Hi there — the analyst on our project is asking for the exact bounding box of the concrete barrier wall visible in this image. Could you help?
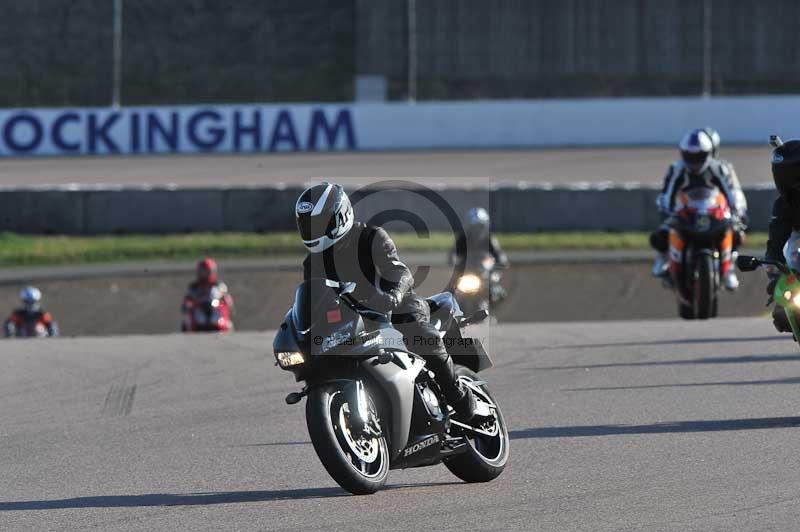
[2,97,800,156]
[0,185,778,235]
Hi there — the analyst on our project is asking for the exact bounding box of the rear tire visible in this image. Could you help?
[444,366,509,483]
[695,254,715,320]
[306,384,389,495]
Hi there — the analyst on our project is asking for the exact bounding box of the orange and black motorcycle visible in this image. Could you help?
[667,185,735,320]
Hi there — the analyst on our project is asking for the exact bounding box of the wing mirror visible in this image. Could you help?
[736,255,761,272]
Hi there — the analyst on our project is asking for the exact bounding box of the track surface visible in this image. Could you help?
[0,146,770,187]
[3,318,800,531]
[0,258,771,336]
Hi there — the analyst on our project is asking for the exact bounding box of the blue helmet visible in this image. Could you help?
[19,286,42,311]
[465,207,490,237]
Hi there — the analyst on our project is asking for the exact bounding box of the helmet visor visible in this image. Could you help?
[682,151,709,172]
[297,213,334,243]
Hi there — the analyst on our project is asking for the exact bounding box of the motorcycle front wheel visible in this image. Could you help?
[306,383,389,495]
[695,253,716,320]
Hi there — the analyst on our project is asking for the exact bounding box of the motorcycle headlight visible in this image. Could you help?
[275,351,305,368]
[456,274,482,294]
[792,293,800,308]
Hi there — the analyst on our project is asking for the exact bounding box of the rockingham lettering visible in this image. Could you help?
[0,105,357,156]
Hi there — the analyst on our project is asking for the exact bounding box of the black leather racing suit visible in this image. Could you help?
[302,222,462,400]
[766,194,800,261]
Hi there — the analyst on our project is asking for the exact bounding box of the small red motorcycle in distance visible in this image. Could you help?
[667,185,735,320]
[181,285,234,333]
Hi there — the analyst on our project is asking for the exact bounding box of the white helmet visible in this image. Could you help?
[295,183,354,253]
[19,286,42,311]
[465,207,490,238]
[679,129,713,174]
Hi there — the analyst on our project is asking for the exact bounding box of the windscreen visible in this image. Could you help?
[783,231,800,272]
[684,188,717,212]
[291,279,340,332]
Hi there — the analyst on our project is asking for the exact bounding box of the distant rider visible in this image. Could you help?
[450,207,509,270]
[765,138,800,332]
[4,286,58,338]
[650,128,747,291]
[296,182,479,421]
[181,258,234,331]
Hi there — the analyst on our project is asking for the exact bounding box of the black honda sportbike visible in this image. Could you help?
[273,278,509,494]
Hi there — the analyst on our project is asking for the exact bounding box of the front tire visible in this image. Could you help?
[695,254,715,320]
[444,366,509,483]
[306,384,389,495]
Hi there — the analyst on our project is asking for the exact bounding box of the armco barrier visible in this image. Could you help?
[0,185,778,235]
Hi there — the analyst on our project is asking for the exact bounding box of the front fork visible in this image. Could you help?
[346,379,370,434]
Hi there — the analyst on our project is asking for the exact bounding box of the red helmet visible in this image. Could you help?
[197,258,218,284]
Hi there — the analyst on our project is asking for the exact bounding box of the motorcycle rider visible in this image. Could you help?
[650,128,747,291]
[4,286,58,337]
[450,207,509,302]
[296,182,479,420]
[450,207,509,270]
[181,258,234,331]
[765,138,800,332]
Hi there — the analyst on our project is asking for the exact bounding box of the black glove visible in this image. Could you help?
[765,272,780,306]
[766,275,779,298]
[365,290,401,313]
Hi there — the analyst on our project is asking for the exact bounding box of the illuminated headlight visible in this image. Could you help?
[275,351,305,368]
[456,274,482,294]
[793,294,800,308]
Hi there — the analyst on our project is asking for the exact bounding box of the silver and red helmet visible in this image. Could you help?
[295,183,354,252]
[679,129,713,174]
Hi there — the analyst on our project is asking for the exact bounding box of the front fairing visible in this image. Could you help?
[672,187,732,237]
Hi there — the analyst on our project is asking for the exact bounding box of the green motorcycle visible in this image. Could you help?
[737,231,800,339]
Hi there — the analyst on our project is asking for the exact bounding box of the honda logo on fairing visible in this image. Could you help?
[403,435,440,457]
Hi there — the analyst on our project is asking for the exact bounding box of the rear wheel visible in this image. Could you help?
[695,254,716,320]
[444,366,509,483]
[306,384,389,495]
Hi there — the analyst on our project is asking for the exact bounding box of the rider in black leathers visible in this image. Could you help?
[765,139,800,332]
[296,182,478,420]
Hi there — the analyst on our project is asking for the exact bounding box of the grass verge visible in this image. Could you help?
[0,231,769,268]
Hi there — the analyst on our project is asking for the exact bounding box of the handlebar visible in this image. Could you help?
[340,291,391,322]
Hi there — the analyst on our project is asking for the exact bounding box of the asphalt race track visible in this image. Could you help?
[4,317,800,531]
[0,146,771,187]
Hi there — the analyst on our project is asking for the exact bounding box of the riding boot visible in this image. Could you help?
[428,356,477,421]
